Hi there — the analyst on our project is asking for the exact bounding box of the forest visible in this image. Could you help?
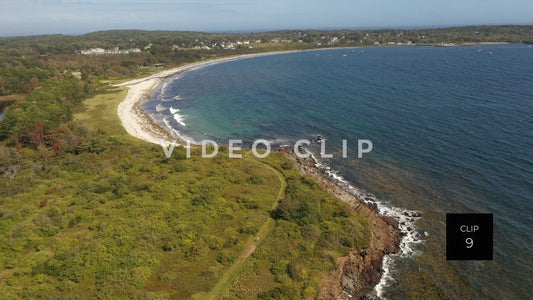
[0,25,532,298]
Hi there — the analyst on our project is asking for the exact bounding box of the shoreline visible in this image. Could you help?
[115,47,418,298]
[115,49,338,145]
[115,45,396,146]
[115,41,516,146]
[283,149,403,298]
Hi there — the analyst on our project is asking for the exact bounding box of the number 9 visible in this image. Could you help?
[466,238,474,248]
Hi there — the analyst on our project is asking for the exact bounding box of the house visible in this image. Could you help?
[79,47,141,55]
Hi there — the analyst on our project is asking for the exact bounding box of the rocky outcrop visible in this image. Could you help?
[282,149,400,299]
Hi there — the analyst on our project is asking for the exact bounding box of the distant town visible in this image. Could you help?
[1,25,532,90]
[78,34,418,55]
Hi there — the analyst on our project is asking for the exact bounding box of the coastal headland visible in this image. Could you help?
[115,50,402,298]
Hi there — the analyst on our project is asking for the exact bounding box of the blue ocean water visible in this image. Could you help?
[144,45,533,298]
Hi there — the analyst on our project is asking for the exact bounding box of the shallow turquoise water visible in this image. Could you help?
[145,45,533,298]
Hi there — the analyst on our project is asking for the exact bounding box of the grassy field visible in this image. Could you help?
[0,82,371,299]
[74,85,132,139]
[201,161,286,300]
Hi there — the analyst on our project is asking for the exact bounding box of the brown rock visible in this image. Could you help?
[282,150,401,299]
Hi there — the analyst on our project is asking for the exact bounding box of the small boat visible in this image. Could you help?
[316,135,323,142]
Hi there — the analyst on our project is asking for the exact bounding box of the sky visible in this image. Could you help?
[0,0,532,36]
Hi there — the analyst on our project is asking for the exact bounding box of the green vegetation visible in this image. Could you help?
[221,154,370,300]
[202,162,286,300]
[0,142,369,298]
[74,86,130,139]
[1,26,532,115]
[0,60,369,298]
[1,26,532,99]
[0,139,283,298]
[1,25,530,298]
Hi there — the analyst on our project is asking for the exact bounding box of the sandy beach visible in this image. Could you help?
[115,47,365,145]
[115,51,308,145]
[115,48,409,298]
[116,76,171,144]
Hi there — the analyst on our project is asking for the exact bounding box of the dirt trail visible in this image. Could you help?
[202,161,286,300]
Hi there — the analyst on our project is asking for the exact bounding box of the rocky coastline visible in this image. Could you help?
[282,149,401,299]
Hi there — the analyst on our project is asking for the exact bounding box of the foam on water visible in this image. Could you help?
[162,117,197,144]
[158,80,172,101]
[142,45,533,298]
[306,149,425,298]
[173,113,186,127]
[157,74,184,101]
[155,104,166,112]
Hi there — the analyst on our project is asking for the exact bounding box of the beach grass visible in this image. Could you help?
[0,60,371,299]
[74,85,132,139]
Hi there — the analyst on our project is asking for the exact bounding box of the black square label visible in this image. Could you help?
[446,213,493,260]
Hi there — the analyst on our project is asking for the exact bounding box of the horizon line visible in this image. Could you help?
[2,23,532,38]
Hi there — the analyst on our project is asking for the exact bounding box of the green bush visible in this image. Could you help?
[257,285,299,299]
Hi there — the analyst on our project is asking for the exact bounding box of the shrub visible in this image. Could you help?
[270,260,289,276]
[239,225,259,235]
[236,196,259,209]
[216,251,236,265]
[257,286,299,299]
[280,161,293,170]
[247,175,265,185]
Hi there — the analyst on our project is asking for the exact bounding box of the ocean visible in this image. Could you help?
[143,45,533,298]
